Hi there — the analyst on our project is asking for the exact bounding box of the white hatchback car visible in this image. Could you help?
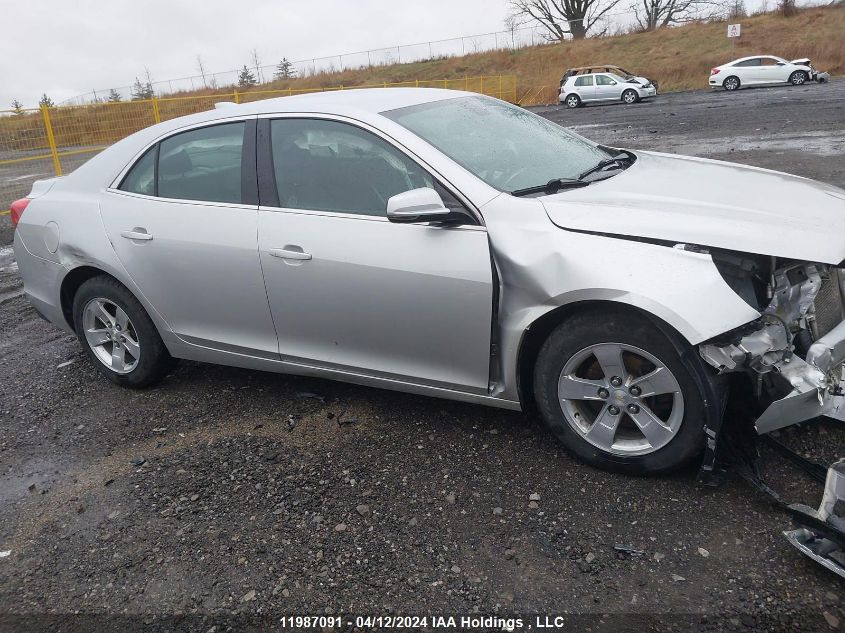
[559,72,657,108]
[709,55,819,91]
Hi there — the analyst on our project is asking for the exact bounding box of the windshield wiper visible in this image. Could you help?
[510,177,590,197]
[578,151,633,180]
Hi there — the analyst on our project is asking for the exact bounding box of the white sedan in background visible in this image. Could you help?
[559,72,657,108]
[709,55,825,91]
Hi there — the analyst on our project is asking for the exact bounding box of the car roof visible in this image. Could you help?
[567,65,622,71]
[729,55,782,63]
[59,88,478,190]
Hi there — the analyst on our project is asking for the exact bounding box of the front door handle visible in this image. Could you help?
[269,248,312,261]
[120,229,153,241]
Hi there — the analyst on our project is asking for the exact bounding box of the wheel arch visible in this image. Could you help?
[515,299,704,413]
[60,266,117,331]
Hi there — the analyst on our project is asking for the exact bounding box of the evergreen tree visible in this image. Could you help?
[10,99,25,115]
[108,88,123,103]
[38,93,55,108]
[273,58,297,80]
[237,65,258,87]
[131,77,154,100]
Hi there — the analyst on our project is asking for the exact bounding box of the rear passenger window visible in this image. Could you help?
[157,122,245,204]
[119,146,156,196]
[269,119,432,217]
[575,76,594,87]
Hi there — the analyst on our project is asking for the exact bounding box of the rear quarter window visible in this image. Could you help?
[118,146,156,196]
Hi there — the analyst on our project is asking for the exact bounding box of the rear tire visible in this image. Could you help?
[723,76,740,91]
[72,276,175,388]
[533,309,707,475]
[564,94,581,109]
[789,70,808,85]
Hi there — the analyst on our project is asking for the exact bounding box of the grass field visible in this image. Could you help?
[197,4,845,101]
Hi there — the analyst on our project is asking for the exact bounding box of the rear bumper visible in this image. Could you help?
[13,231,70,332]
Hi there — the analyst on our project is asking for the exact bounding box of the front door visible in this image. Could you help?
[256,117,494,391]
[594,74,620,100]
[101,119,279,357]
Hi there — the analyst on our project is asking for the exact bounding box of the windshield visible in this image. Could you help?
[382,96,612,194]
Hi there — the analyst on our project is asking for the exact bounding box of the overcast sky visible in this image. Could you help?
[0,0,514,108]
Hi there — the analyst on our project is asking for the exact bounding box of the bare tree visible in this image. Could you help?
[508,0,623,40]
[777,0,796,16]
[727,0,746,18]
[196,55,208,88]
[250,49,263,84]
[632,0,726,29]
[504,14,520,47]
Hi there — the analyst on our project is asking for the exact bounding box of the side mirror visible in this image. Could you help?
[387,187,452,224]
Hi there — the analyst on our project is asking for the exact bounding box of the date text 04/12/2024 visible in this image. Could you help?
[277,615,579,629]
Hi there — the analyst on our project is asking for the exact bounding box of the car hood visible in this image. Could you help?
[541,150,845,264]
[790,58,812,66]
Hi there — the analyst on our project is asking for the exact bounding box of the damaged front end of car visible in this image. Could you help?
[699,256,845,431]
[697,252,845,578]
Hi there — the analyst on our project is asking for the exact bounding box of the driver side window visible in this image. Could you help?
[270,118,459,217]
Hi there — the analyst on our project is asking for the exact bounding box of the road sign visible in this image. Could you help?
[727,23,741,37]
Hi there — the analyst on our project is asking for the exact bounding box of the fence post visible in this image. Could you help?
[480,76,484,95]
[498,75,502,99]
[151,97,161,124]
[233,90,240,104]
[41,105,62,177]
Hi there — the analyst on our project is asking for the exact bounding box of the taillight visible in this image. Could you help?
[710,68,721,75]
[10,198,30,228]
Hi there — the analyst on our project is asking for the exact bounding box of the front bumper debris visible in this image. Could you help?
[699,262,845,435]
[784,459,845,579]
[754,319,845,434]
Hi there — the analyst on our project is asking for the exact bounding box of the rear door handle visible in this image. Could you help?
[269,248,312,261]
[120,229,153,241]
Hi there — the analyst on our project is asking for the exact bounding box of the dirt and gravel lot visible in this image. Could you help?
[1,81,844,632]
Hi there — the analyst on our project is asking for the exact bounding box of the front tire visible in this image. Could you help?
[533,309,707,475]
[72,276,175,388]
[622,89,639,104]
[564,94,581,109]
[789,70,808,85]
[723,76,740,91]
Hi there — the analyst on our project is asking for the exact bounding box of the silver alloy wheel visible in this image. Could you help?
[724,77,739,91]
[557,343,684,456]
[791,71,806,85]
[82,298,140,374]
[623,90,638,104]
[566,95,580,108]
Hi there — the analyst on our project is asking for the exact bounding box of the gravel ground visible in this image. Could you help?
[0,82,844,632]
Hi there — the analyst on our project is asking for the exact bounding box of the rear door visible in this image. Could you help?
[101,118,279,358]
[572,75,596,101]
[256,116,494,392]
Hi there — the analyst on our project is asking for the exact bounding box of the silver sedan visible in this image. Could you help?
[12,88,845,474]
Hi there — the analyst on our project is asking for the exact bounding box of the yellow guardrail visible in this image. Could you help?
[0,75,517,212]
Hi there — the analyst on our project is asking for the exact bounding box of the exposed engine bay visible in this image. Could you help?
[697,252,845,579]
[699,255,845,433]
